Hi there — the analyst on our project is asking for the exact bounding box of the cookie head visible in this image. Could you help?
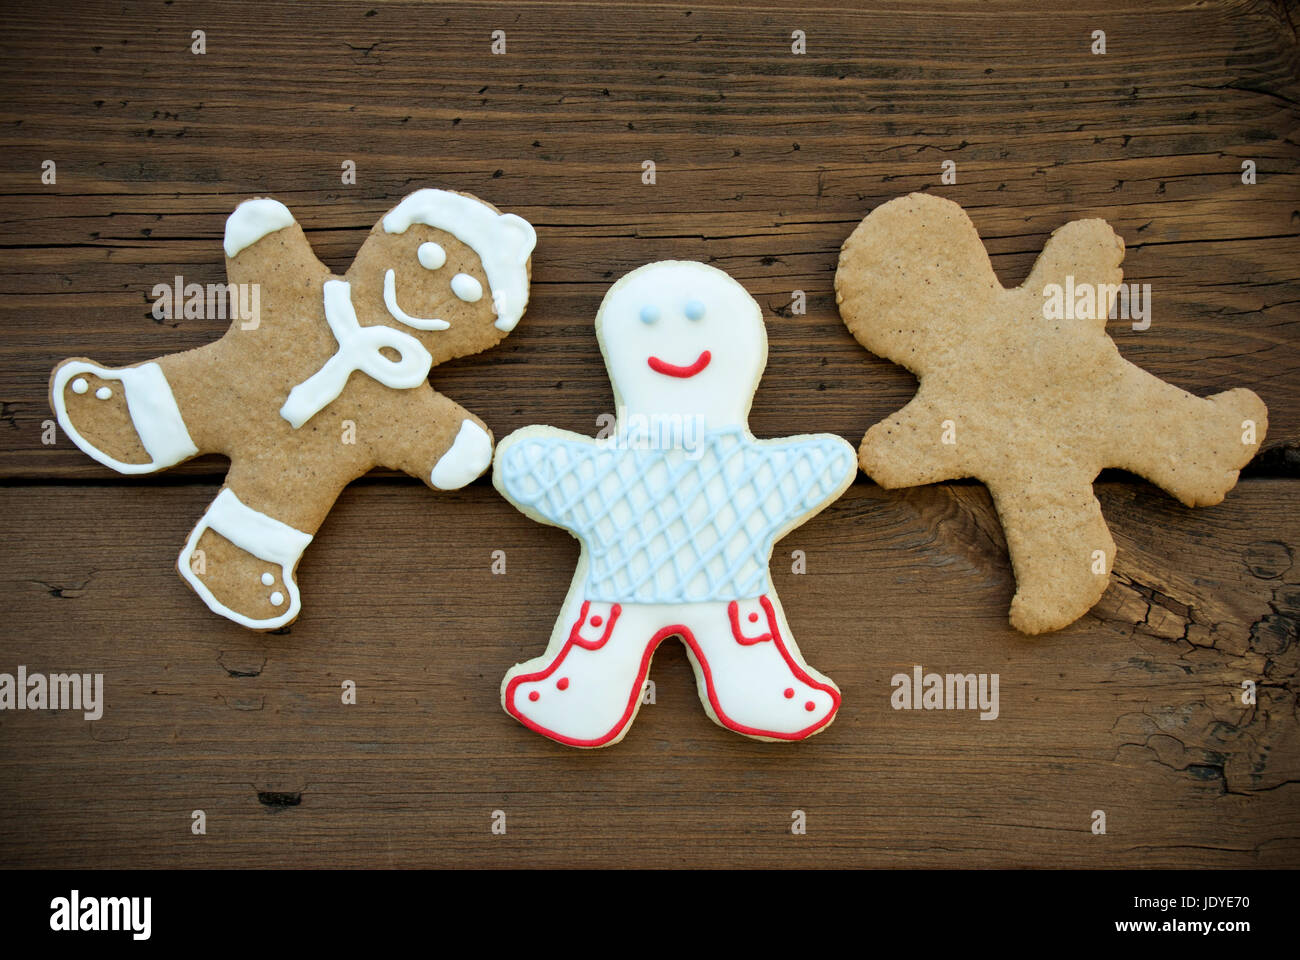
[835,193,1002,374]
[595,261,767,429]
[349,189,536,362]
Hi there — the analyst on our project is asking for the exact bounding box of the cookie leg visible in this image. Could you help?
[1107,367,1268,508]
[502,599,657,747]
[50,358,199,474]
[680,595,840,741]
[177,485,315,630]
[987,480,1116,635]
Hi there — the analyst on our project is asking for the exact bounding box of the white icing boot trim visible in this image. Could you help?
[52,361,199,475]
[224,198,295,258]
[431,420,493,489]
[177,488,314,630]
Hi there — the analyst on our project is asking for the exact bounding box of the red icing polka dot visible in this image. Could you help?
[747,612,759,623]
[804,701,815,712]
[557,677,570,691]
[590,615,603,627]
[528,691,540,702]
[784,688,794,699]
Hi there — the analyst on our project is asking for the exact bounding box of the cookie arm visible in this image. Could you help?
[1105,364,1267,507]
[222,197,330,300]
[1022,219,1125,331]
[761,433,857,517]
[987,479,1116,635]
[859,390,967,488]
[375,386,494,490]
[493,427,603,530]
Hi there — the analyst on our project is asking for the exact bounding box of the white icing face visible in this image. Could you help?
[382,238,491,330]
[595,261,767,430]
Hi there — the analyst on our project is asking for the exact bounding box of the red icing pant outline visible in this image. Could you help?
[503,594,840,747]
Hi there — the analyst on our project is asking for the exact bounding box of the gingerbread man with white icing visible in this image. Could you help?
[50,189,536,630]
[493,261,856,747]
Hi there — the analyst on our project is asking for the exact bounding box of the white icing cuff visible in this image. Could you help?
[52,361,199,475]
[431,420,493,490]
[224,197,295,258]
[178,488,314,630]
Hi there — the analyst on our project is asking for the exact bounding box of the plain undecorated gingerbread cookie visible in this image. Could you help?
[835,192,1268,634]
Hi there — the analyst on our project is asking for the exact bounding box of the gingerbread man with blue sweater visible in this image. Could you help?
[494,261,855,747]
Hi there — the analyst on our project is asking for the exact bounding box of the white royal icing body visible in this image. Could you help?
[497,426,853,604]
[497,260,854,604]
[503,593,839,743]
[495,261,855,742]
[595,261,769,431]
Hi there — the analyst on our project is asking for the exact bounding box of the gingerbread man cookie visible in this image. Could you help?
[493,261,856,747]
[835,192,1268,634]
[51,189,536,630]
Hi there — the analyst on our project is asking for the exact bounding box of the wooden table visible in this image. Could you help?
[0,0,1296,868]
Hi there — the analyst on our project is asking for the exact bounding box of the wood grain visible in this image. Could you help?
[0,479,1295,867]
[0,0,1296,867]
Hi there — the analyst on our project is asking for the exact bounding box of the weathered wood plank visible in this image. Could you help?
[0,0,1295,475]
[0,0,1295,869]
[0,479,1293,867]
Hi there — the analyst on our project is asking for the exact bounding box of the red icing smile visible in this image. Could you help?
[647,350,711,378]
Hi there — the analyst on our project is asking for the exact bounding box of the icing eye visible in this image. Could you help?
[639,305,660,325]
[417,241,446,270]
[684,299,706,321]
[450,273,483,303]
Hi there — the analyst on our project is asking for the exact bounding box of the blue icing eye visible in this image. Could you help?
[684,299,706,321]
[639,304,660,324]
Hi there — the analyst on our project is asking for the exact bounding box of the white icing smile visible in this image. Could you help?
[383,268,451,331]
